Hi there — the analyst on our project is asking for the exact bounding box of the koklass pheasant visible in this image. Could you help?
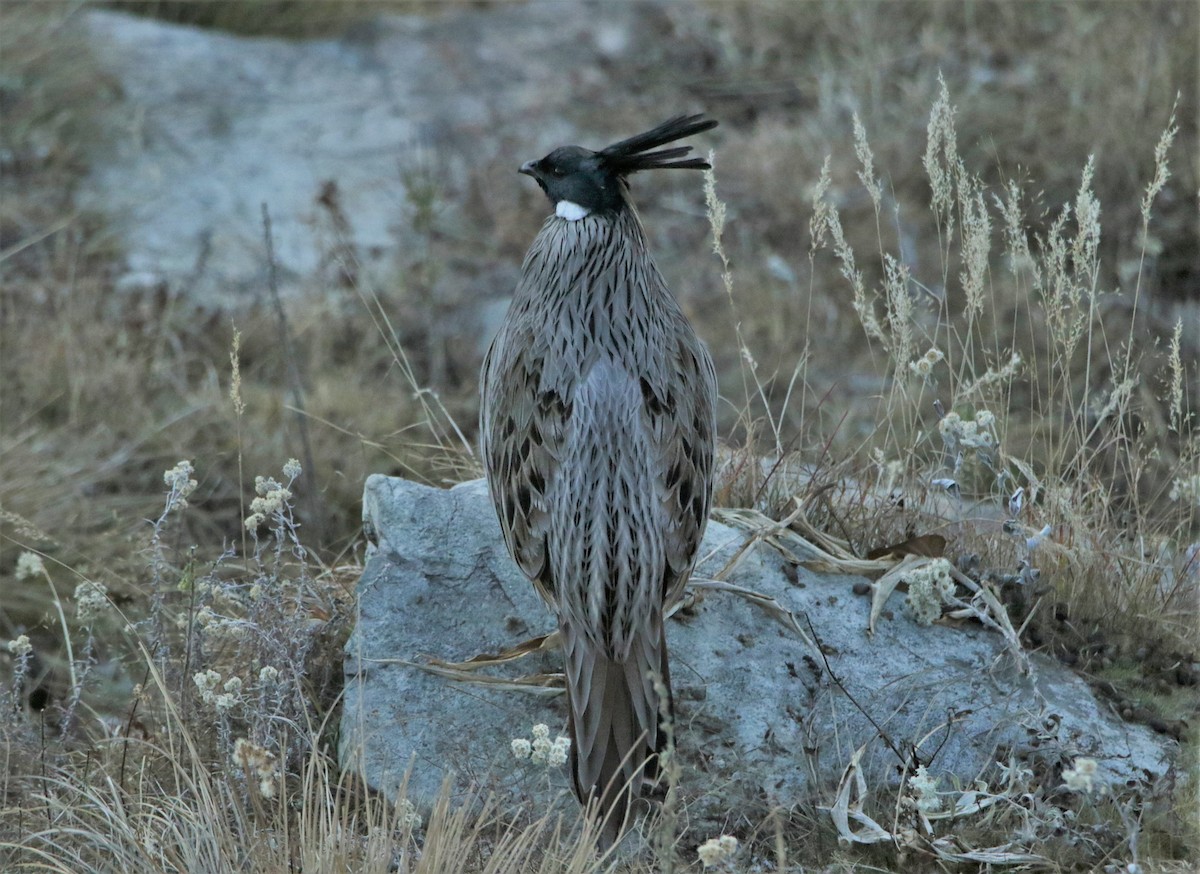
[480,115,718,840]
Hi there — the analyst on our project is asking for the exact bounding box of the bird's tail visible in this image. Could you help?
[561,615,672,844]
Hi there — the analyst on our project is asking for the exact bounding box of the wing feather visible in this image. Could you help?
[480,323,569,603]
[640,327,717,608]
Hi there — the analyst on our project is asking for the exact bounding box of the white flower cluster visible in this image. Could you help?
[906,558,956,625]
[696,835,739,868]
[1168,473,1200,507]
[7,635,32,657]
[232,738,279,798]
[938,409,998,451]
[908,346,945,378]
[193,669,243,712]
[163,460,198,508]
[511,723,570,767]
[194,606,219,628]
[907,765,942,813]
[74,580,109,623]
[245,467,294,530]
[194,669,221,701]
[1062,756,1099,794]
[180,605,248,645]
[15,551,45,581]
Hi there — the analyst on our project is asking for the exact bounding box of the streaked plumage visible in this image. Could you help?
[480,115,718,840]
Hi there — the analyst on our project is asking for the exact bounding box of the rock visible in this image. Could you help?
[77,4,699,309]
[341,476,1177,830]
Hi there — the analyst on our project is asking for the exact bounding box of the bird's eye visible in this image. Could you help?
[550,165,566,178]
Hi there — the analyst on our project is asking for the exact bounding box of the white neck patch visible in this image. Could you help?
[556,200,590,221]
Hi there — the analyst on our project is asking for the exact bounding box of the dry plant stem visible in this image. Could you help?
[310,183,475,468]
[1123,96,1180,394]
[803,614,907,767]
[705,162,784,455]
[230,326,249,564]
[260,203,324,543]
[118,663,152,791]
[651,671,680,874]
[41,566,78,696]
[340,241,475,465]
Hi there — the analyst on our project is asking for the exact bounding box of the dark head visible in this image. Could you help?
[519,114,718,221]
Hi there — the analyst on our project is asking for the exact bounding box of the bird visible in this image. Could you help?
[479,114,718,841]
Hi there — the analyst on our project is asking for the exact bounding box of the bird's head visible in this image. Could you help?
[519,114,718,222]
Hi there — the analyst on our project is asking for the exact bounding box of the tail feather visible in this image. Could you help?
[562,617,670,842]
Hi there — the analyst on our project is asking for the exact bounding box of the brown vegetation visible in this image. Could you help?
[1,1,1196,870]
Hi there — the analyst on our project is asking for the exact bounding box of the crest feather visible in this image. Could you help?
[599,114,718,175]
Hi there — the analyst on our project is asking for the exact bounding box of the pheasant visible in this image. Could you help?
[480,114,718,841]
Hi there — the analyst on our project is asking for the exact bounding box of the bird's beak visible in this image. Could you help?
[519,160,538,177]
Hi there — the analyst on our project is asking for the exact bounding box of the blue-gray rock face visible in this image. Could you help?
[78,4,675,308]
[342,476,1175,831]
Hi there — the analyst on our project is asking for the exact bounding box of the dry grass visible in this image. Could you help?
[2,648,615,873]
[1,1,1197,871]
[702,74,1199,866]
[692,6,1199,756]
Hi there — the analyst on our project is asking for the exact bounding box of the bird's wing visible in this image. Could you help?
[643,327,718,607]
[480,324,568,604]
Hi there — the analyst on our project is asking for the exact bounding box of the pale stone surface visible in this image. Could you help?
[342,476,1176,827]
[77,4,690,307]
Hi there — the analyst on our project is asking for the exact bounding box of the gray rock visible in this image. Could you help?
[77,4,692,308]
[342,476,1176,828]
